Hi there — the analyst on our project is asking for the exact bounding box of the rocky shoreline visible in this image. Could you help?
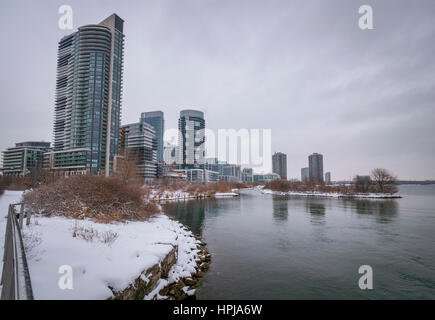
[159,236,211,300]
[109,224,211,300]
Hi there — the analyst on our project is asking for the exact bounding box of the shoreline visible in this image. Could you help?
[111,220,211,300]
[150,190,240,202]
[261,188,402,199]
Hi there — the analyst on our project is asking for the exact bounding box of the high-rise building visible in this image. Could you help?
[1,141,51,175]
[325,171,331,184]
[178,110,205,167]
[272,152,287,180]
[120,122,158,181]
[301,167,309,182]
[309,153,323,182]
[141,111,164,163]
[50,14,125,176]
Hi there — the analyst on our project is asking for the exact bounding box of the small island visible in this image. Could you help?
[260,168,401,199]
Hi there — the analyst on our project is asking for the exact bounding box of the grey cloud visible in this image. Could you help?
[1,0,435,180]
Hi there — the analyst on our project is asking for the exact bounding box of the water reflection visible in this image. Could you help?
[163,199,207,236]
[343,198,399,223]
[272,197,288,223]
[162,188,435,299]
[304,200,326,225]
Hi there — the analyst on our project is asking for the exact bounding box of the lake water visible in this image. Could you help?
[163,185,435,299]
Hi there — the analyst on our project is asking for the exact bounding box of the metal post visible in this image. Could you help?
[18,204,24,229]
[33,159,38,189]
[26,206,31,226]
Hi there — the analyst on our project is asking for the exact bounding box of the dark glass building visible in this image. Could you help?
[141,111,164,163]
[51,14,124,175]
[272,152,287,180]
[309,153,324,182]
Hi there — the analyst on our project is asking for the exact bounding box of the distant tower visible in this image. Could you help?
[178,110,205,167]
[308,153,323,182]
[163,143,177,165]
[301,167,309,182]
[141,111,164,163]
[325,171,331,184]
[272,152,287,180]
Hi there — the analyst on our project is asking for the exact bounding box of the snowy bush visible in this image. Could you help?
[23,175,160,222]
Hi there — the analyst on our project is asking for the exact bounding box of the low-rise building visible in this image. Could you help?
[253,173,280,183]
[43,148,89,175]
[1,141,51,175]
[242,168,253,184]
[172,168,219,182]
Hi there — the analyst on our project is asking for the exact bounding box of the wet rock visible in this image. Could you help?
[109,225,211,301]
[184,278,197,286]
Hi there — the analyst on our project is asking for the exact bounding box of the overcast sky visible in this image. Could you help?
[1,0,434,180]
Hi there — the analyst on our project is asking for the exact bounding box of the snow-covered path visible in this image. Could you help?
[0,190,202,300]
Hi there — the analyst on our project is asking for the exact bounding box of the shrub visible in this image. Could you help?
[264,179,291,192]
[23,175,160,222]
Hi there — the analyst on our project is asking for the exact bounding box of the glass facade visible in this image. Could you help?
[52,14,124,174]
[178,110,205,167]
[141,111,164,163]
[122,122,158,181]
[1,142,51,175]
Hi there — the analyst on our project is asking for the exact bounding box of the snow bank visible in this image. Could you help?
[149,188,239,201]
[214,192,239,197]
[261,188,401,199]
[20,213,201,300]
[149,189,196,201]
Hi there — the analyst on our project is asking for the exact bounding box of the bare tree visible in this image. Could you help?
[114,150,140,185]
[354,175,371,193]
[371,168,398,194]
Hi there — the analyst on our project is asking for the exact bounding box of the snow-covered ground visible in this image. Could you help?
[149,189,194,201]
[0,190,202,300]
[214,192,239,197]
[261,188,401,198]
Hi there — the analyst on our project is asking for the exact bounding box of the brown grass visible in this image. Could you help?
[23,175,160,222]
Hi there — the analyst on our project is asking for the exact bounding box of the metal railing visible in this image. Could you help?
[1,203,34,300]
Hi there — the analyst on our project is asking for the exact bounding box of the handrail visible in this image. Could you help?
[1,203,34,300]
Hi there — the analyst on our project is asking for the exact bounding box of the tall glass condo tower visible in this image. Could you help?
[51,14,124,175]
